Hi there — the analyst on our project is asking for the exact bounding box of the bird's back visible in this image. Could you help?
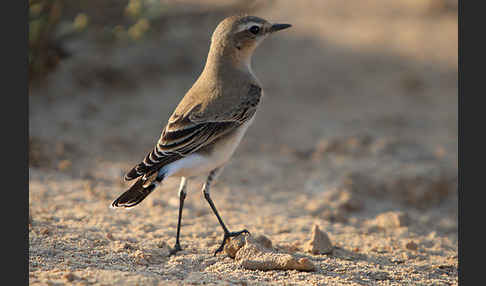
[170,62,261,124]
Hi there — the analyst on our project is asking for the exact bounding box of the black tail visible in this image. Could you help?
[111,177,157,208]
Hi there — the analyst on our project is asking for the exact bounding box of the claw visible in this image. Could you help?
[213,229,250,256]
[168,243,183,257]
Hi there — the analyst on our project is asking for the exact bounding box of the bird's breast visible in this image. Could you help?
[205,116,254,163]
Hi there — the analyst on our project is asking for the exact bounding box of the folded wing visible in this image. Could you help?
[124,84,261,181]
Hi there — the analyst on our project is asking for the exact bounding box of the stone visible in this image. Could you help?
[224,234,247,258]
[63,273,77,282]
[405,240,418,251]
[374,211,410,229]
[304,225,333,254]
[225,234,316,272]
[254,234,273,249]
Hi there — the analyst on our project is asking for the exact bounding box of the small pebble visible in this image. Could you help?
[374,211,410,229]
[405,240,418,251]
[64,273,76,282]
[304,225,333,254]
[254,234,273,249]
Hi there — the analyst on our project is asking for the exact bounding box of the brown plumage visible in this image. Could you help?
[111,15,291,256]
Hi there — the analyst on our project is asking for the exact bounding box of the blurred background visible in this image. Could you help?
[29,0,458,171]
[29,0,458,284]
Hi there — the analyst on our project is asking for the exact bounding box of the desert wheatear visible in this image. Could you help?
[111,15,291,256]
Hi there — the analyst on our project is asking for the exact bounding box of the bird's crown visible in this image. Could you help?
[209,15,291,58]
[211,15,269,43]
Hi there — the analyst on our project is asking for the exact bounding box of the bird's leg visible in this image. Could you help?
[202,168,249,256]
[169,177,187,256]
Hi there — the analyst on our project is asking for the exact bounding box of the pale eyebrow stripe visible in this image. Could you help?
[234,22,262,33]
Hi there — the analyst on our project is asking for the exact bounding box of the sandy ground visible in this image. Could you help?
[29,1,458,285]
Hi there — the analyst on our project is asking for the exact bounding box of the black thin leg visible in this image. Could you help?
[169,179,187,256]
[204,191,230,233]
[203,169,249,256]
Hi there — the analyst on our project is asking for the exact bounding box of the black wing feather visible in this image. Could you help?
[124,84,261,181]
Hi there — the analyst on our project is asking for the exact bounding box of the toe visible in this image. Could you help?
[168,244,183,256]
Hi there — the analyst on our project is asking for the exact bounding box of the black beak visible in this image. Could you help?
[270,23,292,33]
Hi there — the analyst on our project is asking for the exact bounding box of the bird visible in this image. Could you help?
[111,15,291,256]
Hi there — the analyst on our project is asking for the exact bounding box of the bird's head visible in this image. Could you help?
[209,15,291,67]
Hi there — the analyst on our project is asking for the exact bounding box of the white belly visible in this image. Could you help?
[162,118,254,178]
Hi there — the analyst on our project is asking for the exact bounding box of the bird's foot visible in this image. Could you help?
[213,229,250,256]
[168,243,183,257]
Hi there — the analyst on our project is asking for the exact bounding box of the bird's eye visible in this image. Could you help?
[249,25,260,35]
